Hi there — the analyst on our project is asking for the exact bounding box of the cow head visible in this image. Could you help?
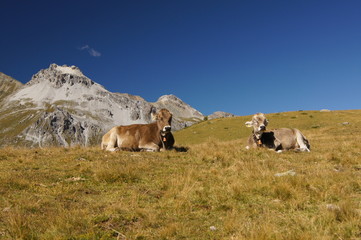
[245,113,268,138]
[152,108,172,133]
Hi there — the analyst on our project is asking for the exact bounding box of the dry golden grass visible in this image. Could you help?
[0,110,361,239]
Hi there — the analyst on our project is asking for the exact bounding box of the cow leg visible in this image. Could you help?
[274,138,283,152]
[140,142,160,152]
[246,135,258,150]
[106,133,119,152]
[275,146,283,153]
[101,131,110,150]
[295,130,310,152]
[142,148,157,152]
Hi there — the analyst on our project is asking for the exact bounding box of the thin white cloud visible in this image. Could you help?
[80,45,90,50]
[79,45,101,57]
[88,48,101,57]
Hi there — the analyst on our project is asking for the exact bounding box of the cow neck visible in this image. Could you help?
[159,134,165,149]
[252,131,263,146]
[159,132,166,149]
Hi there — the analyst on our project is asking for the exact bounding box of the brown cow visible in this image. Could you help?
[101,108,173,152]
[245,113,310,152]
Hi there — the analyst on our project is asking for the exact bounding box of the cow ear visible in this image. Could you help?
[151,112,157,121]
[150,107,157,121]
[265,119,269,125]
[245,121,253,128]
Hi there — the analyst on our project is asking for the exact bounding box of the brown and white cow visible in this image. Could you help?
[101,108,173,152]
[245,113,310,152]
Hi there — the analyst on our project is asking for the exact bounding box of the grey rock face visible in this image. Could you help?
[22,108,101,147]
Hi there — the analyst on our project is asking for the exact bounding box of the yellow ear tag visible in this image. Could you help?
[163,137,167,142]
[257,140,262,145]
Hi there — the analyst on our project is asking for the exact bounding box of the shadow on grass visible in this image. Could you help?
[172,146,189,152]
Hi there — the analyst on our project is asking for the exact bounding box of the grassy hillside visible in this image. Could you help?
[0,110,361,239]
[0,72,23,103]
[174,110,361,146]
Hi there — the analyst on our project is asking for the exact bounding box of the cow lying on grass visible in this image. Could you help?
[101,108,173,152]
[245,113,310,152]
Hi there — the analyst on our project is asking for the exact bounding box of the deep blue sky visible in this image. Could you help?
[1,0,360,116]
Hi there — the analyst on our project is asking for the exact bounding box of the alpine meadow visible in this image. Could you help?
[1,110,361,239]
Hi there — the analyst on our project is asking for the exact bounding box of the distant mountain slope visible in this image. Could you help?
[0,72,23,103]
[153,94,204,128]
[208,111,236,120]
[0,64,204,147]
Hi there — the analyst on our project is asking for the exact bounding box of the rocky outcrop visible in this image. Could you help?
[0,64,205,147]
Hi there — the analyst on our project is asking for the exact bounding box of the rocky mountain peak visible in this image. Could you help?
[27,64,94,88]
[157,94,180,103]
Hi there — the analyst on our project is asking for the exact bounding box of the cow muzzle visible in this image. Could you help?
[162,126,171,132]
[258,125,266,131]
